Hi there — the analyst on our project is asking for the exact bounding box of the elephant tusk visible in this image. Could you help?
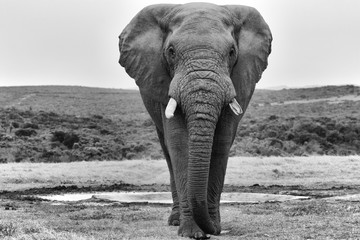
[229,98,243,115]
[165,98,177,119]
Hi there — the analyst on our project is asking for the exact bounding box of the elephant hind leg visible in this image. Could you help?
[156,127,180,226]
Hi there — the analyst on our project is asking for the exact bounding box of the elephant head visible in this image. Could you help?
[119,3,271,235]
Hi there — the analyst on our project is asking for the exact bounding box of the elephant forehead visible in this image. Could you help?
[166,3,233,31]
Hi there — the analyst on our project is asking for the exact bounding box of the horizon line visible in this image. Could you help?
[0,84,359,91]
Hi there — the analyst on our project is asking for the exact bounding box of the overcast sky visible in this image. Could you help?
[0,0,359,89]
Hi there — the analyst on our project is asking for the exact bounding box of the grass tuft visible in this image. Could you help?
[0,222,17,237]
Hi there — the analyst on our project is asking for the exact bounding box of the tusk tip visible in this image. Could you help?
[229,98,243,115]
[165,97,177,119]
[165,113,174,119]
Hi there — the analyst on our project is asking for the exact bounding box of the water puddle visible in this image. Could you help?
[37,192,309,204]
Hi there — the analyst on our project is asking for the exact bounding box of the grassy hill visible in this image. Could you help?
[0,85,359,162]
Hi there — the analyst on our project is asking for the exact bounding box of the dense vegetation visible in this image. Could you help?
[0,85,359,162]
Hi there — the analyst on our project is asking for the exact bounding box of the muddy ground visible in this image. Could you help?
[1,183,360,239]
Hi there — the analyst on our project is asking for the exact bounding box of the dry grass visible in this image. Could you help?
[1,156,360,191]
[225,156,360,187]
[2,197,360,239]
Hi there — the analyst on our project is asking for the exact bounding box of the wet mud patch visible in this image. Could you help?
[225,184,360,199]
[3,183,360,205]
[0,183,136,200]
[0,182,360,200]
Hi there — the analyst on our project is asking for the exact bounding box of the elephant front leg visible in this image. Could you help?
[164,111,208,239]
[207,150,227,235]
[171,157,206,238]
[207,113,239,235]
[168,165,180,226]
[156,128,180,226]
[166,155,180,226]
[174,173,208,239]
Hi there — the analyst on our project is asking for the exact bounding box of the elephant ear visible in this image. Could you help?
[225,6,272,111]
[119,4,177,104]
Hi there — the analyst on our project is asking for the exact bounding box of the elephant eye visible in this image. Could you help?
[229,47,236,57]
[168,46,176,59]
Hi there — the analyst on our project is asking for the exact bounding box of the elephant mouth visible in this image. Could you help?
[165,97,242,119]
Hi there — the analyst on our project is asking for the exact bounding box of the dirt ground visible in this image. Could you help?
[2,182,360,239]
[1,157,360,239]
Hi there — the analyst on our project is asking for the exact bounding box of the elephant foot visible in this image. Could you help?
[178,218,210,239]
[209,210,221,235]
[211,220,221,236]
[168,208,180,226]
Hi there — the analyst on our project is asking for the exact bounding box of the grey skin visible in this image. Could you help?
[119,3,272,239]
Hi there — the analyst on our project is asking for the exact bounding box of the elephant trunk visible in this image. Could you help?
[182,80,224,234]
[187,117,217,234]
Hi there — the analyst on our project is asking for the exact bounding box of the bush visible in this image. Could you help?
[312,125,327,138]
[268,138,283,149]
[63,133,80,149]
[293,131,314,145]
[100,128,111,135]
[125,152,137,159]
[84,147,103,157]
[305,140,324,155]
[15,129,37,137]
[40,149,62,162]
[286,131,295,141]
[343,132,357,143]
[13,147,35,162]
[267,130,278,138]
[255,142,282,156]
[52,131,66,142]
[327,131,342,144]
[268,115,278,120]
[51,131,80,149]
[22,122,39,129]
[11,122,20,128]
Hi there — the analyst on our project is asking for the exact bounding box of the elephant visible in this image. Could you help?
[118,3,272,239]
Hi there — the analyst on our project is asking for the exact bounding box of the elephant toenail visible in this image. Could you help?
[194,232,211,239]
[194,232,203,239]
